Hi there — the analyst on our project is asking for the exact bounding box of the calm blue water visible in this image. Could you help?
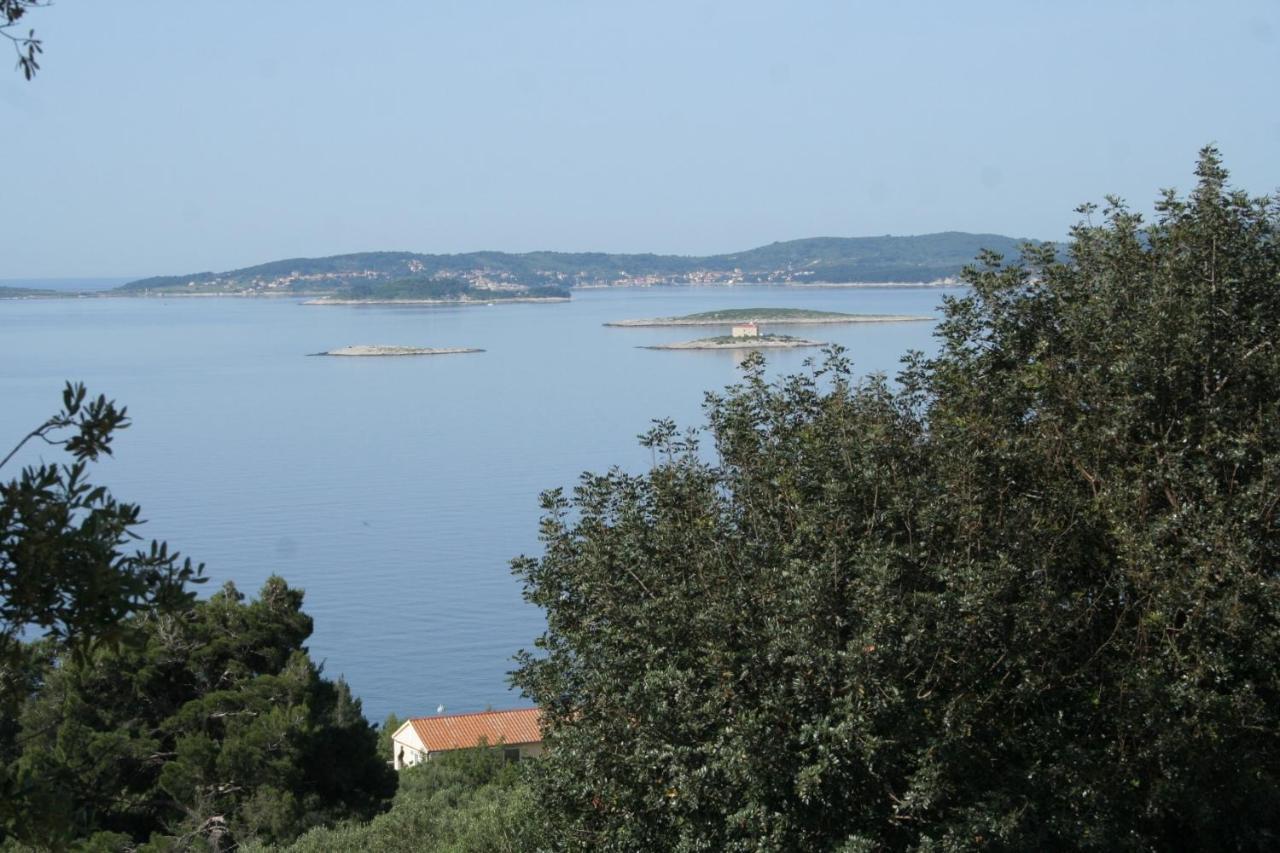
[0,286,959,722]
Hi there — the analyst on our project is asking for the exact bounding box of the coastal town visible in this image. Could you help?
[120,265,807,296]
[91,232,997,298]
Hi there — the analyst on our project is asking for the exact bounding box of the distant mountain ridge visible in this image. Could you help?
[117,232,1036,295]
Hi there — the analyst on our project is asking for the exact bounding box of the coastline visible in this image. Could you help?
[3,284,958,301]
[784,281,958,289]
[1,292,568,302]
[643,338,827,351]
[302,296,570,306]
[608,313,931,327]
[579,280,958,290]
[312,345,485,357]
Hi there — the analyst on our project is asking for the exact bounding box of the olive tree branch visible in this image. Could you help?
[0,0,49,79]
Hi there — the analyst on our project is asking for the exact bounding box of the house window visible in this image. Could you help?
[503,747,521,763]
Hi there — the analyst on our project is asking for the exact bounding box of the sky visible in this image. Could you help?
[3,0,1277,278]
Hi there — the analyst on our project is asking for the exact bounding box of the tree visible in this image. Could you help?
[511,148,1280,850]
[1,390,395,849]
[1,0,45,79]
[1,383,205,704]
[6,576,396,849]
[250,748,538,853]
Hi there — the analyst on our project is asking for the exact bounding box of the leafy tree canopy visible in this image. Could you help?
[511,147,1280,850]
[1,383,205,703]
[3,576,395,850]
[249,747,536,853]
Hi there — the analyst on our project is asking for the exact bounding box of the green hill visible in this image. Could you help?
[116,232,1038,295]
[0,285,65,299]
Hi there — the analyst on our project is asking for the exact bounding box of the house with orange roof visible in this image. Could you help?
[390,707,543,770]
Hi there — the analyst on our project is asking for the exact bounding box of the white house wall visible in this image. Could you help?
[391,722,428,769]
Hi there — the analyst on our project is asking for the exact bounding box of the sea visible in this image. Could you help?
[0,284,961,723]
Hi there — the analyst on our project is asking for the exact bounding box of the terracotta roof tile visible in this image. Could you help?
[409,708,542,753]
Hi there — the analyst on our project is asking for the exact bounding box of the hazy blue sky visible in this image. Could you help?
[4,1,1277,277]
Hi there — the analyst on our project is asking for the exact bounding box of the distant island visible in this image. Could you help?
[312,345,484,357]
[0,285,68,299]
[644,334,827,351]
[607,308,932,327]
[301,277,570,305]
[110,232,1034,297]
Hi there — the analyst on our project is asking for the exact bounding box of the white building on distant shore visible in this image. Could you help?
[731,322,760,338]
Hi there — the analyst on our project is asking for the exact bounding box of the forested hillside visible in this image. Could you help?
[116,232,1030,295]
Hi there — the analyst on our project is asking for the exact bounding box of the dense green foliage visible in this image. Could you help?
[116,232,1030,293]
[1,388,393,849]
[522,286,574,300]
[249,747,536,853]
[379,713,403,760]
[2,577,395,849]
[1,383,204,699]
[2,383,208,842]
[511,149,1280,850]
[347,276,471,300]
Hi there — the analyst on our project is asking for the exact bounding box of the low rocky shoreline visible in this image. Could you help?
[312,345,484,357]
[643,337,826,351]
[608,313,930,327]
[302,297,569,306]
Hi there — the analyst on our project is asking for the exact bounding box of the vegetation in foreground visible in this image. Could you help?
[3,148,1276,851]
[0,392,394,850]
[246,748,537,853]
[2,578,395,849]
[512,148,1280,850]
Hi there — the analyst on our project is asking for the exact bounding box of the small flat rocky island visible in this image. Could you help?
[312,345,483,356]
[644,334,826,351]
[607,308,932,327]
